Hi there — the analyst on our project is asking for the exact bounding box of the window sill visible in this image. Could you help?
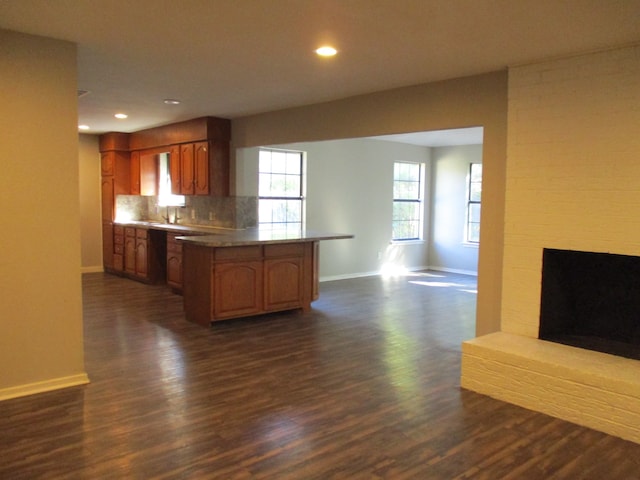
[462,242,480,248]
[391,239,425,246]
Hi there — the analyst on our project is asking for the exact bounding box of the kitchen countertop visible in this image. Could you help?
[177,228,353,247]
[113,220,237,235]
[113,220,353,246]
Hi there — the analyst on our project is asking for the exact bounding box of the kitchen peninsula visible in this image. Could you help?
[178,229,353,326]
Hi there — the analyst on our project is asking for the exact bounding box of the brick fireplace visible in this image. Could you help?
[461,44,640,443]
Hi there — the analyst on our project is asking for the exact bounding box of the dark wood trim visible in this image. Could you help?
[99,117,231,153]
[128,116,231,151]
[99,131,129,152]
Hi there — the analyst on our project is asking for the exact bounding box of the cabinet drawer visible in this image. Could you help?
[214,245,262,261]
[125,227,136,237]
[114,243,124,255]
[114,234,124,245]
[264,243,304,258]
[136,228,148,239]
[114,225,124,236]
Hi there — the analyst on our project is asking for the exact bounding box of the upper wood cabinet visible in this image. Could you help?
[169,145,181,195]
[100,151,130,221]
[130,151,141,194]
[102,116,230,199]
[194,141,209,195]
[131,151,158,196]
[179,143,195,195]
[171,141,215,196]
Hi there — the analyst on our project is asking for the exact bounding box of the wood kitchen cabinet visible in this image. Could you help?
[194,141,209,195]
[99,142,130,273]
[123,227,165,283]
[264,244,305,311]
[100,117,231,273]
[179,143,196,195]
[166,232,183,290]
[182,242,317,326]
[131,151,158,196]
[170,140,229,196]
[212,246,264,319]
[100,151,130,222]
[113,225,125,272]
[169,144,181,195]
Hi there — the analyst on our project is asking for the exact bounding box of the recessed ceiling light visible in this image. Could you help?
[163,99,181,105]
[114,113,128,119]
[78,125,90,130]
[315,46,337,57]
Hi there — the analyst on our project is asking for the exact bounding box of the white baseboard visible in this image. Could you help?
[320,270,380,282]
[427,266,478,276]
[0,373,90,401]
[81,265,104,274]
[320,265,440,283]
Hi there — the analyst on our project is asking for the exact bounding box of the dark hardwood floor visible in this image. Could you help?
[2,271,640,479]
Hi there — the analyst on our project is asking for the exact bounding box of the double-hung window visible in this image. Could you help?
[258,148,304,230]
[392,161,424,241]
[466,163,482,243]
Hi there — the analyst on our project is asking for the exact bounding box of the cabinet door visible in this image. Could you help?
[135,238,148,278]
[167,253,182,288]
[180,143,195,195]
[102,221,114,269]
[264,257,303,311]
[130,151,141,195]
[101,152,114,176]
[101,177,115,222]
[113,226,125,272]
[139,153,158,196]
[166,233,183,288]
[213,262,263,319]
[169,145,181,195]
[194,141,209,195]
[124,235,136,275]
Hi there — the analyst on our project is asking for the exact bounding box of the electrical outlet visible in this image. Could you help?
[191,209,195,220]
[209,212,214,221]
[377,251,382,260]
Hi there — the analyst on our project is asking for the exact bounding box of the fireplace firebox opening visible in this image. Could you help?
[539,248,640,360]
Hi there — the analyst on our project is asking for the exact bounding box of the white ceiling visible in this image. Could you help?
[1,0,639,140]
[368,127,484,147]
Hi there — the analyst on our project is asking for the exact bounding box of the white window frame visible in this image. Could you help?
[465,162,482,244]
[392,161,425,242]
[258,148,305,230]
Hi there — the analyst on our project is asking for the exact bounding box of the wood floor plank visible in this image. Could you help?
[1,271,639,479]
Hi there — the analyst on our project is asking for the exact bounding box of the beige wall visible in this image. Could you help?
[430,144,483,274]
[232,71,508,335]
[0,30,88,399]
[502,44,640,337]
[79,134,103,272]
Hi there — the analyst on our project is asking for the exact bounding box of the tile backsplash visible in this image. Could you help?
[115,195,257,229]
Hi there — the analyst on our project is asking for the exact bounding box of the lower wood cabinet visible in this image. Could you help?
[113,225,125,272]
[123,227,165,283]
[264,253,304,311]
[213,261,263,319]
[166,233,183,290]
[182,241,317,326]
